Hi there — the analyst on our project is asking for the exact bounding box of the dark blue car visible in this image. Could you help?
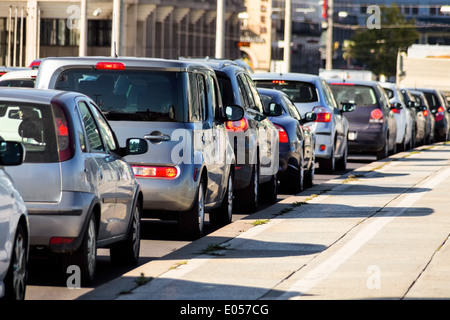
[257,88,316,193]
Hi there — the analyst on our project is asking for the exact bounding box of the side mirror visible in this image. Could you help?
[265,102,283,117]
[224,105,245,122]
[300,111,317,125]
[0,141,25,166]
[124,138,148,156]
[406,100,415,108]
[391,102,402,110]
[341,102,355,112]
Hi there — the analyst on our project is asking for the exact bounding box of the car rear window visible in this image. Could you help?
[55,69,188,122]
[253,80,318,103]
[329,84,378,107]
[0,102,59,163]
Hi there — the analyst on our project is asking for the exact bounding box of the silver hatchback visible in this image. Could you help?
[0,88,147,285]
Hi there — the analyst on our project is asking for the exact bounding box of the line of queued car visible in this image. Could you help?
[1,58,449,299]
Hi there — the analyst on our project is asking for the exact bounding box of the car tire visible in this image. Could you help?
[4,224,27,300]
[63,215,97,286]
[110,200,141,266]
[335,142,348,171]
[319,144,335,173]
[376,134,389,160]
[261,172,278,204]
[179,180,205,239]
[210,173,234,228]
[289,153,304,193]
[304,157,315,188]
[242,164,259,213]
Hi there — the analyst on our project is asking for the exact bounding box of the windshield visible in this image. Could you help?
[55,69,187,122]
[329,84,378,107]
[253,80,318,103]
[0,102,58,163]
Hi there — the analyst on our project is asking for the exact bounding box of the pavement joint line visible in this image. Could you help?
[276,159,450,300]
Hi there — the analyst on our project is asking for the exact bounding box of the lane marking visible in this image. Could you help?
[278,166,450,299]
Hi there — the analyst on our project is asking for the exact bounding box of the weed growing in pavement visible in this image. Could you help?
[135,273,153,286]
[252,219,270,226]
[200,243,230,256]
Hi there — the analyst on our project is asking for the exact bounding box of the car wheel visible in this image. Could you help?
[242,164,259,213]
[304,156,315,188]
[376,134,389,160]
[110,200,141,266]
[289,153,304,193]
[179,180,205,239]
[63,215,97,286]
[210,173,234,227]
[262,172,278,203]
[4,224,27,300]
[319,144,335,173]
[335,142,348,171]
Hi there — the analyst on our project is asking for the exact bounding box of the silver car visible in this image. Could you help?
[0,140,28,300]
[0,88,147,285]
[35,57,244,239]
[252,73,353,173]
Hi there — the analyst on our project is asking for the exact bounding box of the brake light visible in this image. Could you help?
[226,117,249,131]
[423,109,429,117]
[131,165,178,179]
[50,237,75,245]
[313,106,332,123]
[96,62,125,70]
[274,124,289,143]
[52,103,74,162]
[272,80,285,84]
[435,106,445,122]
[370,109,384,123]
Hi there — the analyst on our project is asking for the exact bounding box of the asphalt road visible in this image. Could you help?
[25,156,371,300]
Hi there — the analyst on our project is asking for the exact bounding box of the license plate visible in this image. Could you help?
[348,131,358,140]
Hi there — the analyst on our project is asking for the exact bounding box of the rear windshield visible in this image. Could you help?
[423,92,439,111]
[329,84,378,107]
[0,102,58,163]
[55,69,188,122]
[253,80,318,103]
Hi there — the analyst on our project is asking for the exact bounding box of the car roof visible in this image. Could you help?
[0,69,38,81]
[251,72,321,82]
[0,87,80,105]
[325,78,380,87]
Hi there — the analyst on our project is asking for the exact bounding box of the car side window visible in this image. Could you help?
[322,80,339,111]
[89,103,118,153]
[237,74,251,110]
[197,73,208,122]
[78,101,104,152]
[245,74,264,113]
[283,95,301,120]
[207,74,221,121]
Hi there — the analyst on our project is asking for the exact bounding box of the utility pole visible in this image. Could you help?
[112,0,121,57]
[283,0,292,73]
[215,0,225,59]
[325,0,333,70]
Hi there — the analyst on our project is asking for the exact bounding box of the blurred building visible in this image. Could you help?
[0,0,244,67]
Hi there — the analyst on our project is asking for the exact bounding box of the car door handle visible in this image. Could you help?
[144,134,170,141]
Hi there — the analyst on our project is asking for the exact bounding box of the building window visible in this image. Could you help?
[88,20,111,46]
[40,19,79,46]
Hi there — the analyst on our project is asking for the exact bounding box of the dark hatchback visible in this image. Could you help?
[257,88,316,192]
[327,80,397,160]
[400,88,434,146]
[417,88,450,142]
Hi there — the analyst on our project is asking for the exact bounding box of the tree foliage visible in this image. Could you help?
[349,4,419,77]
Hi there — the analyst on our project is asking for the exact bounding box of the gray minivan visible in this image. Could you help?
[36,57,243,238]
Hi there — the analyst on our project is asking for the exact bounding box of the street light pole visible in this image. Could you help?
[325,0,333,70]
[215,0,225,59]
[284,0,292,73]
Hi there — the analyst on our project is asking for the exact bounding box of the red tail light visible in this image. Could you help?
[435,106,445,121]
[96,62,125,70]
[313,106,332,123]
[52,103,74,162]
[131,165,178,179]
[274,124,289,143]
[226,117,249,131]
[370,108,384,123]
[423,109,429,117]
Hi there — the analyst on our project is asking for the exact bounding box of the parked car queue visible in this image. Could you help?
[0,58,449,298]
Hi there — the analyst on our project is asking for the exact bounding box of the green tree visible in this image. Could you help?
[349,4,419,77]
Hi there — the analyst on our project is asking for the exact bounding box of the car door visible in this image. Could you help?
[88,102,134,236]
[77,99,118,240]
[0,169,15,278]
[239,73,278,180]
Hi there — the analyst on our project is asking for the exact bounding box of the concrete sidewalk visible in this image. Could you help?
[82,143,450,300]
